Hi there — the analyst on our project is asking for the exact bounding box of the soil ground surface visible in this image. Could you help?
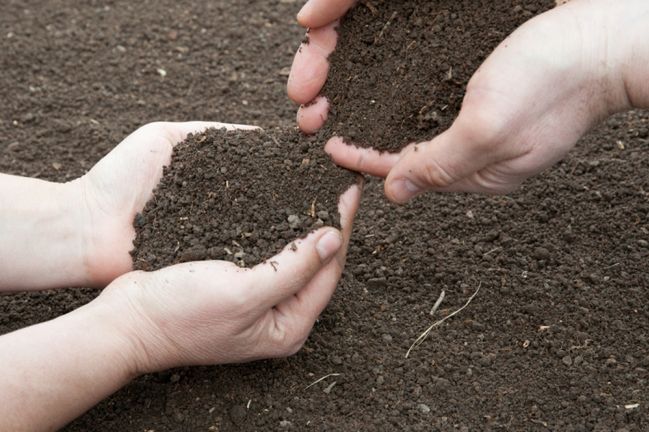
[1,0,648,431]
[132,128,357,271]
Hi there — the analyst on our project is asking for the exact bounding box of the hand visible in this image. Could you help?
[98,185,361,372]
[72,121,255,286]
[289,0,648,203]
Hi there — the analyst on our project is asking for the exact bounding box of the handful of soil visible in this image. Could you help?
[131,127,357,271]
[320,0,555,151]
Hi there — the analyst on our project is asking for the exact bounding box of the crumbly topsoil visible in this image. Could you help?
[320,0,555,151]
[131,128,357,270]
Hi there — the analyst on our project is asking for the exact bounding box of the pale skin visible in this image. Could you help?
[0,122,361,431]
[288,0,649,202]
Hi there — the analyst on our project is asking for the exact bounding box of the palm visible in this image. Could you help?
[77,122,254,285]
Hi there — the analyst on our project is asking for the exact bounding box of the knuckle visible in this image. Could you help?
[270,324,309,357]
[140,121,167,133]
[421,157,457,188]
[228,289,253,312]
[457,108,507,151]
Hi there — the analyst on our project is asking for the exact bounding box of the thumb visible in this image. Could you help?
[249,228,343,310]
[384,123,500,203]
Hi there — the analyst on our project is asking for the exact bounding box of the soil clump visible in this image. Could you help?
[131,127,357,271]
[320,0,555,151]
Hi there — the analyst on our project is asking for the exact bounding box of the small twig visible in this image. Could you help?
[375,11,398,42]
[305,373,341,390]
[406,283,482,358]
[482,247,502,258]
[361,0,378,15]
[429,290,445,316]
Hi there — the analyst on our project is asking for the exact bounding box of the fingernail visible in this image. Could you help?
[390,178,422,203]
[316,230,343,261]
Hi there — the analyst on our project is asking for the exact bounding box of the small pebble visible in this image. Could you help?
[229,405,247,426]
[287,214,300,229]
[417,404,431,414]
[317,210,330,221]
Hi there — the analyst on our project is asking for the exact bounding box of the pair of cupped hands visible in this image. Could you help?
[53,0,649,375]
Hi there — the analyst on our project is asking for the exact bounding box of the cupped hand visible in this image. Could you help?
[72,122,256,286]
[289,0,641,203]
[99,184,362,372]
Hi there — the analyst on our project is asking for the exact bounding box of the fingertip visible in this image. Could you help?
[324,137,399,177]
[338,182,363,226]
[296,2,313,27]
[384,177,422,204]
[297,96,330,134]
[315,228,343,262]
[287,46,330,105]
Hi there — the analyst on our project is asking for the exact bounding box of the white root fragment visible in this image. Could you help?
[406,283,482,358]
[304,373,342,390]
[430,290,446,317]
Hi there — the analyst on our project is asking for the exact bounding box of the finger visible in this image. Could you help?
[276,183,362,321]
[287,23,339,105]
[297,0,357,29]
[249,228,344,310]
[161,121,260,144]
[325,137,400,177]
[384,125,499,203]
[297,96,330,134]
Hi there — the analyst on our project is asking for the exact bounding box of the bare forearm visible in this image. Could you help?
[0,174,90,291]
[0,298,138,431]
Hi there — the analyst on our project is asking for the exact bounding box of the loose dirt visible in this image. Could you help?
[321,0,555,151]
[1,0,648,431]
[131,128,357,271]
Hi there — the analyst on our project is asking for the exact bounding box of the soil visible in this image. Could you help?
[320,0,555,151]
[1,1,648,431]
[131,128,357,271]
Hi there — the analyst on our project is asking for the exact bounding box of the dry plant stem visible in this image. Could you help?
[304,373,342,390]
[406,283,482,358]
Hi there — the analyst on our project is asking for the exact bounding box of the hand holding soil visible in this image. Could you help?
[290,0,649,202]
[103,192,359,372]
[0,121,255,291]
[0,121,362,431]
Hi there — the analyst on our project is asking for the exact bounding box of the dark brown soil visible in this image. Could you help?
[321,0,555,151]
[1,1,649,431]
[131,128,357,271]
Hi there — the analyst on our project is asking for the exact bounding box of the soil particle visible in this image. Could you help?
[131,128,358,270]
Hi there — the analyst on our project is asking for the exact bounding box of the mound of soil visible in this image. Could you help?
[320,0,554,151]
[131,127,358,270]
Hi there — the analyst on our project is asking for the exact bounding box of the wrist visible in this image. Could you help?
[97,272,170,376]
[67,175,135,288]
[0,174,90,290]
[68,296,143,382]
